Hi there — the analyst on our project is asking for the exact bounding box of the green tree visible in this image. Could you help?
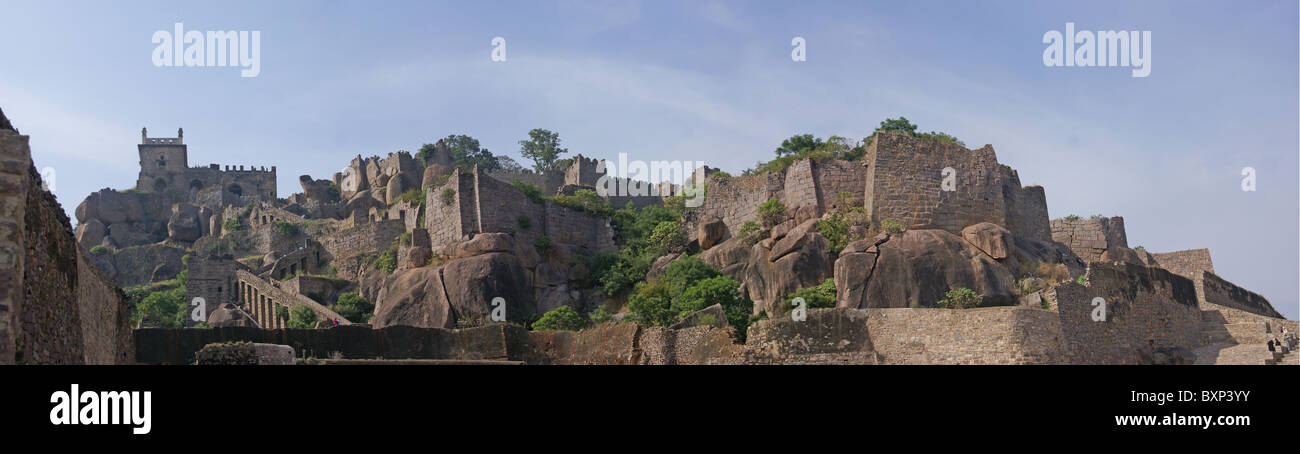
[532,306,586,331]
[418,135,500,171]
[663,256,720,301]
[628,281,675,327]
[287,305,317,328]
[330,291,373,323]
[775,133,824,157]
[518,128,569,172]
[648,221,686,255]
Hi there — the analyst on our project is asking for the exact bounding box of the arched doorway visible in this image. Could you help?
[228,184,243,197]
[152,178,167,193]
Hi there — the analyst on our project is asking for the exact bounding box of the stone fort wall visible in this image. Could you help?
[1150,248,1214,278]
[865,132,1050,241]
[1053,262,1202,364]
[1,123,133,364]
[1050,216,1129,263]
[425,168,615,255]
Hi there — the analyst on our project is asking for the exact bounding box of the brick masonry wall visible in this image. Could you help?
[1054,262,1202,364]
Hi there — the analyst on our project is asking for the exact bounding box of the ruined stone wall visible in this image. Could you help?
[0,127,25,364]
[485,169,564,196]
[76,247,134,363]
[866,133,1009,234]
[474,169,547,247]
[319,219,404,263]
[1053,262,1202,364]
[425,170,468,250]
[863,307,1067,364]
[1050,216,1128,263]
[1,124,133,364]
[235,270,348,327]
[186,256,245,326]
[1197,271,1283,319]
[686,173,777,240]
[520,323,643,365]
[1150,249,1214,279]
[1001,168,1051,242]
[812,159,867,212]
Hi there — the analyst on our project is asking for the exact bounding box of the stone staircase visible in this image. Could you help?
[1193,310,1295,365]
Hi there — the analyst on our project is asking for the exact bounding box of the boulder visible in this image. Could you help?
[406,246,432,268]
[835,229,1018,309]
[207,303,259,328]
[385,173,415,205]
[961,222,1013,260]
[166,203,203,242]
[458,232,515,257]
[371,252,535,328]
[770,219,818,262]
[647,253,681,279]
[76,193,99,223]
[697,217,727,250]
[370,267,455,329]
[75,218,106,248]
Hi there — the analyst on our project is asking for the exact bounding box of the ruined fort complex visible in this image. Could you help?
[1,106,1295,365]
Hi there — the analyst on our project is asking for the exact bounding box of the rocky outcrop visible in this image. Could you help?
[370,252,536,328]
[207,303,259,328]
[166,203,203,242]
[699,218,834,314]
[74,188,171,249]
[697,217,726,250]
[836,230,1018,309]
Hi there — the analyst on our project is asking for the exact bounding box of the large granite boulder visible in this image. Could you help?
[371,252,536,328]
[207,303,259,328]
[422,164,454,188]
[961,222,1012,260]
[167,203,203,242]
[456,232,515,258]
[835,229,1019,309]
[698,221,835,314]
[697,217,727,250]
[76,218,106,247]
[370,267,455,329]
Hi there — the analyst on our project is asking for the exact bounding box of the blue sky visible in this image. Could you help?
[1,0,1296,319]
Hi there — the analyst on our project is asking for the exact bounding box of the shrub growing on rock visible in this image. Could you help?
[531,306,586,331]
[758,197,786,227]
[881,219,906,235]
[783,278,837,309]
[937,288,981,309]
[331,291,373,323]
[89,244,110,255]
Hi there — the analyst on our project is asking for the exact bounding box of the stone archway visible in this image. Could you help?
[228,184,243,197]
[152,178,167,193]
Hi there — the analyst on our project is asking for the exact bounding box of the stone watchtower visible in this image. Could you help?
[136,127,188,194]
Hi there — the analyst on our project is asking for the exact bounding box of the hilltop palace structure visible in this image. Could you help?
[136,127,277,206]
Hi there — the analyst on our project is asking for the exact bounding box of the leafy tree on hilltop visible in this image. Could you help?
[871,117,964,147]
[418,134,500,171]
[518,128,569,172]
